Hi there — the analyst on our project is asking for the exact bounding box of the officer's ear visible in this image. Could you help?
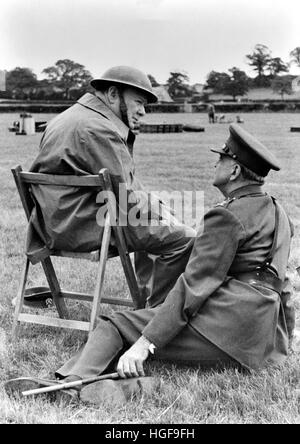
[229,163,242,182]
[106,86,120,105]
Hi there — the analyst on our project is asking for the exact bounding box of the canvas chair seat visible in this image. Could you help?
[11,166,144,337]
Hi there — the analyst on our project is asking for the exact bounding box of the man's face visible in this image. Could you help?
[122,88,147,131]
[213,154,237,188]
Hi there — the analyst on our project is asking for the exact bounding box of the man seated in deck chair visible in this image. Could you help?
[27,124,293,404]
[26,65,196,309]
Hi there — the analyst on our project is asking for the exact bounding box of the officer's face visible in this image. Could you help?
[123,88,147,131]
[213,154,237,188]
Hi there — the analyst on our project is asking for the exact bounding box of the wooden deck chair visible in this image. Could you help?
[11,166,144,337]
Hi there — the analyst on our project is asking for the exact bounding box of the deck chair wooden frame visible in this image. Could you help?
[11,165,143,337]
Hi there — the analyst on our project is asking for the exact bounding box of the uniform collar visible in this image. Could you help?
[228,184,264,200]
[77,93,135,149]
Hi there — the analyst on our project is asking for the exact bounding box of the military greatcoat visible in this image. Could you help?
[57,184,294,378]
[139,184,293,369]
[137,182,292,368]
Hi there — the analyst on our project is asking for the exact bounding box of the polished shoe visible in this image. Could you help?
[5,374,81,404]
[54,375,82,404]
[80,376,159,407]
[4,376,58,398]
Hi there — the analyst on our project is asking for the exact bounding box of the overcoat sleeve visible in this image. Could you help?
[81,121,160,217]
[81,120,132,185]
[142,206,246,348]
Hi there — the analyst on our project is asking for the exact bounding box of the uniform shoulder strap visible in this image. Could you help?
[259,196,280,275]
[214,197,236,208]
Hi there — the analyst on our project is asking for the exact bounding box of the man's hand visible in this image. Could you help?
[117,336,152,378]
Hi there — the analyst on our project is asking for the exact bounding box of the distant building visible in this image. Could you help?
[208,87,300,102]
[191,84,213,102]
[152,86,173,103]
[192,83,203,93]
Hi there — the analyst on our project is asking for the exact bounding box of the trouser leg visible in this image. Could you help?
[55,319,124,379]
[133,251,155,306]
[134,239,193,308]
[126,218,196,308]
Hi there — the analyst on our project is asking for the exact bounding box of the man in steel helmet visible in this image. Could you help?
[89,66,158,132]
[27,66,196,308]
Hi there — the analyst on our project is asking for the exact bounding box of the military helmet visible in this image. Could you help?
[90,66,158,103]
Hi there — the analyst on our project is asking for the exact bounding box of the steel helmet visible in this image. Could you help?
[90,66,158,103]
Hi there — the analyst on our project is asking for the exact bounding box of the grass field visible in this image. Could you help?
[0,111,299,424]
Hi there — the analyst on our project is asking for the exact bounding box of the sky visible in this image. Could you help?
[1,0,299,84]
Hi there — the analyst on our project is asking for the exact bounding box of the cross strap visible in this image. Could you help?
[234,193,280,277]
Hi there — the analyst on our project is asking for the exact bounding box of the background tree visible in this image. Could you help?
[6,67,38,99]
[271,76,293,100]
[206,68,249,100]
[147,74,160,87]
[246,44,272,86]
[206,71,231,93]
[290,47,300,69]
[42,59,92,99]
[268,57,289,77]
[224,67,249,100]
[166,71,191,99]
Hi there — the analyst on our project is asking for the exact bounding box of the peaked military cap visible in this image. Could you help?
[211,124,281,177]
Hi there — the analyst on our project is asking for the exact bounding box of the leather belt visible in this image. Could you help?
[232,269,283,295]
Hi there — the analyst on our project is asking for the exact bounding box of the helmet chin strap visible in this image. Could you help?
[117,88,130,128]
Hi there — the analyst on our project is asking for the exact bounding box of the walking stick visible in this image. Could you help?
[22,372,120,397]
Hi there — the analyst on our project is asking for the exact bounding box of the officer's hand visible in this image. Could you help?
[117,336,150,378]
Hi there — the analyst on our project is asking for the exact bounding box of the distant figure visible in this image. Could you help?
[207,102,215,123]
[236,115,244,124]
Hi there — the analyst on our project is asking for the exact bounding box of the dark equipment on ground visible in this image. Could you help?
[182,124,205,132]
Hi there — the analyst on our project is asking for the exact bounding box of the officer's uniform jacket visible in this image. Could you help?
[143,185,293,370]
[27,93,179,263]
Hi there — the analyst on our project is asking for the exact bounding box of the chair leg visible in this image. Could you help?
[101,168,143,308]
[41,257,69,319]
[12,258,30,339]
[112,225,144,309]
[119,248,144,309]
[89,214,112,332]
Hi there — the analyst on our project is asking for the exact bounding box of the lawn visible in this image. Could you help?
[0,111,299,424]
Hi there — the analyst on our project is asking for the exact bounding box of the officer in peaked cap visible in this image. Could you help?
[49,124,295,404]
[211,123,281,177]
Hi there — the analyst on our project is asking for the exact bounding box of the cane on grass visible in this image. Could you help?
[22,372,120,397]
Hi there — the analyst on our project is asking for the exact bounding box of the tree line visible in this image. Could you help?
[1,45,300,101]
[163,45,300,101]
[1,59,93,101]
